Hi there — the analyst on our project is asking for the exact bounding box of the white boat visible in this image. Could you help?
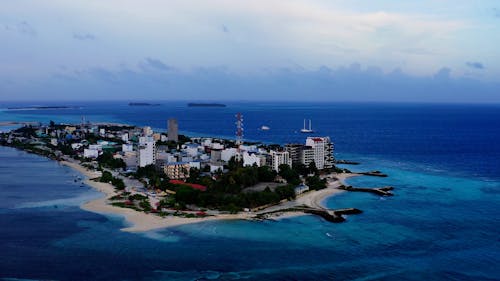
[300,119,314,133]
[260,125,270,131]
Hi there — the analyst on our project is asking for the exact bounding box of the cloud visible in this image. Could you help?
[4,21,36,36]
[73,32,96,40]
[433,67,451,81]
[33,61,498,103]
[493,8,500,18]
[466,61,484,70]
[221,24,229,33]
[143,58,172,71]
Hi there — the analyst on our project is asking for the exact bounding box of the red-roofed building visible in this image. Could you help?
[305,136,334,170]
[169,180,207,191]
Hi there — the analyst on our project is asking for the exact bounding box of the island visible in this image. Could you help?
[128,102,161,106]
[0,121,392,232]
[6,106,80,110]
[187,103,226,107]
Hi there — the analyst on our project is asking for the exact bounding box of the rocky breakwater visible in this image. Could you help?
[339,185,394,196]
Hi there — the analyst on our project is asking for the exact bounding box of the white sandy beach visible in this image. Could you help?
[61,160,357,232]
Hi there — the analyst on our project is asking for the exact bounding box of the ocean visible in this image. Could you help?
[0,101,499,280]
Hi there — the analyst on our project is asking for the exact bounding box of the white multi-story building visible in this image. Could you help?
[243,152,262,167]
[269,150,292,172]
[121,132,129,142]
[305,137,334,170]
[122,143,134,152]
[138,136,156,167]
[84,148,99,159]
[183,144,200,157]
[211,142,224,150]
[221,148,238,162]
[143,126,153,137]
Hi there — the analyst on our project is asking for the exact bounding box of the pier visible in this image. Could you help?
[358,170,388,177]
[257,206,363,223]
[334,159,360,165]
[339,185,394,196]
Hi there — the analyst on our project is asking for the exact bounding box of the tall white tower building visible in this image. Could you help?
[305,137,334,170]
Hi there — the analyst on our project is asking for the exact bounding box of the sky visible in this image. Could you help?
[1,0,500,102]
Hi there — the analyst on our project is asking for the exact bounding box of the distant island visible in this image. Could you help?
[7,106,79,110]
[128,102,161,106]
[187,103,226,107]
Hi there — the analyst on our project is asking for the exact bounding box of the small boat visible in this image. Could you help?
[300,119,314,133]
[260,125,270,131]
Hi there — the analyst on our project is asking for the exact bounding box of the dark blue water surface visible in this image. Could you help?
[0,102,499,280]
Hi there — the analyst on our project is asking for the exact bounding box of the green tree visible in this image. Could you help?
[278,164,301,185]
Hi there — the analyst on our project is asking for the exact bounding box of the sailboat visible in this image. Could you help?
[300,119,314,133]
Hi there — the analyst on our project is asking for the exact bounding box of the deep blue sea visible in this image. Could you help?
[1,101,499,280]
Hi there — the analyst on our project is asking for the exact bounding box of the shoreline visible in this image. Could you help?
[60,160,356,232]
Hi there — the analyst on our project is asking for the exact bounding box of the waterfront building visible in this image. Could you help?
[305,137,334,170]
[167,118,178,142]
[84,148,99,159]
[295,183,310,195]
[269,150,292,172]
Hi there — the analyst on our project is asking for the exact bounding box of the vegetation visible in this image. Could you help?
[99,171,126,190]
[278,164,301,185]
[97,151,126,169]
[305,175,327,190]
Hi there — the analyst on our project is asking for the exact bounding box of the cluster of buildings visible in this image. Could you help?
[4,118,335,181]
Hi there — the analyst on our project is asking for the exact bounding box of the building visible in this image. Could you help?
[285,144,304,166]
[122,151,138,171]
[221,148,238,162]
[285,144,315,167]
[305,137,334,170]
[163,162,190,180]
[84,148,99,159]
[121,132,129,142]
[295,183,310,195]
[143,126,153,136]
[138,136,156,167]
[152,133,161,141]
[210,148,222,163]
[268,150,292,172]
[243,152,260,167]
[122,143,134,152]
[167,118,178,142]
[209,163,224,173]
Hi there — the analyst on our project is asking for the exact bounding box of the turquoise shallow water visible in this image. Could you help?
[1,102,499,280]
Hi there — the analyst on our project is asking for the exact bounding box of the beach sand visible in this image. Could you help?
[61,160,356,232]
